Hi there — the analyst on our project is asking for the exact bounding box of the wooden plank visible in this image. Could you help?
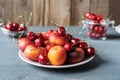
[109,0,120,25]
[49,0,55,26]
[44,0,50,26]
[49,0,71,26]
[0,0,3,18]
[97,0,109,18]
[0,0,110,26]
[71,0,90,25]
[1,0,14,21]
[14,0,33,25]
[33,0,44,26]
[90,0,109,18]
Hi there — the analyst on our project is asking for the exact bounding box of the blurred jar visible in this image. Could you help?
[81,20,115,40]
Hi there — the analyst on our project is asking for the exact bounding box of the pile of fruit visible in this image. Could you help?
[18,26,95,66]
[85,12,108,39]
[3,22,27,31]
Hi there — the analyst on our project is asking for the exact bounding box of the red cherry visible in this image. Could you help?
[26,31,36,41]
[45,43,56,52]
[64,43,72,52]
[46,29,53,38]
[94,25,103,33]
[34,38,44,47]
[38,53,48,65]
[35,32,43,39]
[94,33,101,39]
[101,33,106,37]
[71,38,80,47]
[13,23,20,31]
[18,24,27,31]
[85,12,91,18]
[86,47,95,56]
[102,26,107,32]
[87,31,92,37]
[85,12,93,19]
[66,34,72,42]
[96,14,103,21]
[5,23,13,31]
[89,25,95,30]
[57,26,66,36]
[88,14,96,20]
[79,42,88,50]
[48,29,53,33]
[93,20,100,23]
[91,32,96,38]
[44,40,49,46]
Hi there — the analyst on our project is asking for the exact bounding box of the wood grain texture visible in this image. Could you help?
[90,0,109,18]
[2,0,14,21]
[49,0,71,26]
[0,0,110,26]
[14,0,32,25]
[33,0,44,26]
[71,0,90,25]
[0,0,3,18]
[109,0,120,25]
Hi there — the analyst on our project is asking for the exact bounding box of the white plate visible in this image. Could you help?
[18,50,95,69]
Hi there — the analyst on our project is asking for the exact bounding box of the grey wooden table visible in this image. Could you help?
[0,26,120,80]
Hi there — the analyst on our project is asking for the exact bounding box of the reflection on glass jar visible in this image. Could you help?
[81,20,115,40]
[87,23,108,40]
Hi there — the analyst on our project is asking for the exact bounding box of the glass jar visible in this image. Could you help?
[81,20,115,40]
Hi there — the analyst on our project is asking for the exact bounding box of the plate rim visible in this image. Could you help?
[18,50,95,69]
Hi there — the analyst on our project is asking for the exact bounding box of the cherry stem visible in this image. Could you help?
[14,15,26,24]
[108,13,113,20]
[12,36,16,42]
[81,15,86,20]
[95,49,103,53]
[26,12,32,26]
[0,18,3,23]
[51,21,59,26]
[78,16,86,25]
[18,32,25,38]
[71,29,76,36]
[72,41,80,47]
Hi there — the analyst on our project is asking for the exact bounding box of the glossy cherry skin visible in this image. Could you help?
[57,26,66,36]
[45,43,56,52]
[79,42,88,50]
[38,53,48,65]
[13,23,20,30]
[95,33,101,38]
[18,24,27,31]
[101,32,106,37]
[89,25,95,30]
[35,32,43,39]
[71,38,80,46]
[46,29,53,38]
[91,32,101,39]
[66,34,72,42]
[96,14,103,21]
[26,31,36,41]
[86,47,95,56]
[87,31,92,37]
[94,25,103,33]
[34,38,44,47]
[4,23,13,31]
[64,43,72,52]
[85,12,96,20]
